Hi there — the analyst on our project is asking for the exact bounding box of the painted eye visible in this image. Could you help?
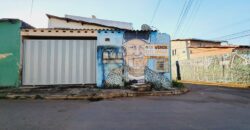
[129,46,135,49]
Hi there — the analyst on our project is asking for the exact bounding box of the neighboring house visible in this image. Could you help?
[47,14,133,30]
[171,38,223,62]
[188,46,250,59]
[19,14,172,88]
[171,38,250,62]
[21,29,171,88]
[171,38,250,85]
[0,19,33,87]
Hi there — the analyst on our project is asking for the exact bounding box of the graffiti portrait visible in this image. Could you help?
[123,39,148,82]
[96,30,171,88]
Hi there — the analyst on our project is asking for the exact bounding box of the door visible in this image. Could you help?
[22,39,96,85]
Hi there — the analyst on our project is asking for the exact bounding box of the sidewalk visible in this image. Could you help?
[0,86,189,100]
[179,80,250,89]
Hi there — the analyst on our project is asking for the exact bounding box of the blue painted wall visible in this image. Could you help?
[96,31,125,87]
[96,30,172,89]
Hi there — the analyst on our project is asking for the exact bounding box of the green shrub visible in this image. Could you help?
[172,80,185,88]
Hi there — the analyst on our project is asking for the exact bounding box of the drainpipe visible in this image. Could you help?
[186,41,190,60]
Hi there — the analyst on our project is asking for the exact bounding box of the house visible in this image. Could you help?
[46,14,133,30]
[171,38,223,62]
[18,14,172,88]
[22,14,134,40]
[0,19,33,87]
[171,38,250,62]
[188,46,250,59]
[171,38,250,85]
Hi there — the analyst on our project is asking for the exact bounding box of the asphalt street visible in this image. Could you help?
[0,84,250,130]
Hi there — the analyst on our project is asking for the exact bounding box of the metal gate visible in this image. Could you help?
[22,39,96,85]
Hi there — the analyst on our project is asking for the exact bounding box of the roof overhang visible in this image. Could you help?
[21,28,98,37]
[172,38,223,43]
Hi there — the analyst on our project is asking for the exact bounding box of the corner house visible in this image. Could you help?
[0,14,172,88]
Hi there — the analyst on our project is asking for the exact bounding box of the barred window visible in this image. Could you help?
[156,59,169,72]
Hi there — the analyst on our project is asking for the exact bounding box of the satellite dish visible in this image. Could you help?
[141,24,152,31]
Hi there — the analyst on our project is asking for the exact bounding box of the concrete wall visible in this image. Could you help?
[0,20,21,87]
[172,50,250,85]
[171,40,188,62]
[189,47,235,59]
[97,31,172,89]
[48,17,113,30]
[189,41,221,47]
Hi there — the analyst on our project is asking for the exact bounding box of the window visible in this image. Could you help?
[105,38,110,42]
[156,59,169,72]
[172,49,177,56]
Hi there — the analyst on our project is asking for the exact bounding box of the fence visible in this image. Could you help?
[172,50,250,85]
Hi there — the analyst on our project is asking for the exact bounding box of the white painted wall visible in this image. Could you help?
[48,18,113,30]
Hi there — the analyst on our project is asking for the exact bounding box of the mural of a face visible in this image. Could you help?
[123,39,148,81]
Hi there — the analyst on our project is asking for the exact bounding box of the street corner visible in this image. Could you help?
[0,85,189,100]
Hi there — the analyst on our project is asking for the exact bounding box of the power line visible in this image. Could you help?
[172,0,188,37]
[214,29,250,40]
[197,17,250,38]
[150,0,162,25]
[173,0,194,38]
[174,0,192,37]
[174,0,188,34]
[179,0,194,32]
[181,0,202,37]
[213,29,250,46]
[30,0,34,17]
[223,33,250,41]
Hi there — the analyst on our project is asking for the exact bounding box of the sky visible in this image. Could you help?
[1,0,250,45]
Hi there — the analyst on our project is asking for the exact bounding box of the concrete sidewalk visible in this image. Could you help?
[0,87,189,100]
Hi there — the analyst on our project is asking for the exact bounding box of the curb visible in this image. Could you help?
[2,88,189,100]
[179,80,250,89]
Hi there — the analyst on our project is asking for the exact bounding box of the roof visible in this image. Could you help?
[22,28,156,32]
[46,14,133,30]
[189,45,250,49]
[21,28,97,38]
[0,18,34,29]
[172,38,223,43]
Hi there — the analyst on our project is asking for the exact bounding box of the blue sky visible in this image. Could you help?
[1,0,250,45]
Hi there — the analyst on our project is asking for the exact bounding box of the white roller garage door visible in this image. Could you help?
[22,39,96,85]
